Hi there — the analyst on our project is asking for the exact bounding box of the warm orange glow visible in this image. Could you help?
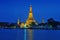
[26,5,37,27]
[20,22,25,28]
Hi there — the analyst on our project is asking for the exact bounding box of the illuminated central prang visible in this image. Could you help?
[26,5,37,27]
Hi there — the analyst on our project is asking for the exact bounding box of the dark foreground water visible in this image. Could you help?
[0,29,60,40]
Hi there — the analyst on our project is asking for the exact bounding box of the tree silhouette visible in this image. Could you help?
[47,18,58,29]
[29,22,37,28]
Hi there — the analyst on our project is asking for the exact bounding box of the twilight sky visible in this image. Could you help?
[0,0,60,23]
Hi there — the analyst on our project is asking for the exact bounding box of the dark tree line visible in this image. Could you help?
[0,18,60,29]
[47,18,60,29]
[0,22,17,28]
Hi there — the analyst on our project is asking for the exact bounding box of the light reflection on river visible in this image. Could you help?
[0,29,60,40]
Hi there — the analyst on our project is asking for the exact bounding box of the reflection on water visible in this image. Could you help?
[0,29,60,40]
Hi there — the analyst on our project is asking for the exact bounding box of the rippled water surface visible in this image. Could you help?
[0,29,60,40]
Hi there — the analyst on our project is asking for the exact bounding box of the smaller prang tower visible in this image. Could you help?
[17,18,20,26]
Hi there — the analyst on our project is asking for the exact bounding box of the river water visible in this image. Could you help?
[0,29,60,40]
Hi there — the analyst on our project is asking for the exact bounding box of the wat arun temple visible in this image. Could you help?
[17,5,38,28]
[0,5,60,29]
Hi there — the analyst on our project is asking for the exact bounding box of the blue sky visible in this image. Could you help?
[0,0,60,40]
[0,0,60,23]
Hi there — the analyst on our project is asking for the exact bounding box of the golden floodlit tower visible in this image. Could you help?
[26,5,36,27]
